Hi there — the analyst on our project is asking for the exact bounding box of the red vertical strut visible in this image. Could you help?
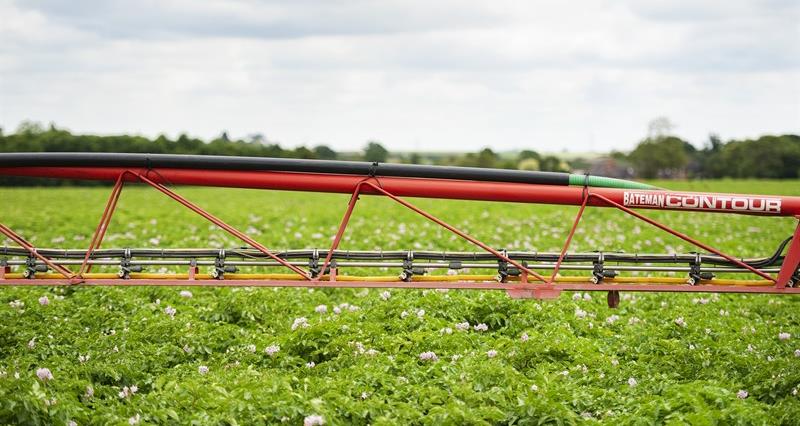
[776,219,800,288]
[78,173,127,277]
[318,181,367,280]
[549,192,589,283]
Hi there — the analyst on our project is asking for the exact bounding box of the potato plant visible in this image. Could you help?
[1,181,799,425]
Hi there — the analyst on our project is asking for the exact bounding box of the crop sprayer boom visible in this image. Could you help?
[0,153,799,307]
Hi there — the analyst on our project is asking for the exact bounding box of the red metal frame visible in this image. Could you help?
[134,173,309,279]
[317,179,549,282]
[362,181,546,282]
[3,167,800,216]
[1,170,309,284]
[591,193,777,282]
[0,223,73,279]
[0,279,797,297]
[541,191,780,281]
[0,166,799,298]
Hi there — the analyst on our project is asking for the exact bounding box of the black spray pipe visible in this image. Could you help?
[0,152,657,190]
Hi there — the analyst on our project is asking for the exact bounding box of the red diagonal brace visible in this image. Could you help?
[318,180,368,280]
[78,173,127,277]
[134,173,310,279]
[0,223,73,278]
[592,193,775,282]
[549,192,589,283]
[362,181,548,283]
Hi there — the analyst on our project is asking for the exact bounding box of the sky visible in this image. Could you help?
[1,0,798,153]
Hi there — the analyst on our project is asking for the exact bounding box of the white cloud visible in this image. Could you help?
[1,0,798,152]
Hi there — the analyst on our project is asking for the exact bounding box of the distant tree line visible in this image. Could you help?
[0,120,798,186]
[397,148,572,173]
[623,133,800,179]
[1,121,339,160]
[0,122,573,183]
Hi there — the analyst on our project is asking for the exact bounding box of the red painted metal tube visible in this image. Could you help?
[78,173,127,276]
[2,279,800,296]
[0,223,73,278]
[550,193,589,282]
[776,222,800,287]
[318,181,367,279]
[2,166,800,216]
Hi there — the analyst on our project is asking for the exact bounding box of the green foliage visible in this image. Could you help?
[539,155,571,173]
[453,148,519,170]
[626,133,800,179]
[0,181,799,424]
[313,145,338,160]
[363,141,389,163]
[712,135,800,179]
[628,136,691,179]
[518,158,541,171]
[0,124,338,186]
[518,150,541,162]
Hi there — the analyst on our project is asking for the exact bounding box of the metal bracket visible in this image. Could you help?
[188,258,198,280]
[590,252,618,284]
[22,254,47,279]
[328,259,338,281]
[117,248,141,279]
[309,249,321,278]
[211,249,237,279]
[494,249,519,283]
[448,260,462,272]
[0,258,8,279]
[591,254,604,284]
[400,251,414,282]
[688,253,714,285]
[308,249,333,278]
[496,249,521,282]
[788,268,800,288]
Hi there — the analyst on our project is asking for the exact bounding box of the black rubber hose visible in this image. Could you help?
[0,152,571,185]
[746,236,791,268]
